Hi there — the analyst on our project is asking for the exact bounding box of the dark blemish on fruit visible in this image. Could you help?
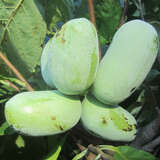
[130,87,136,93]
[61,37,66,44]
[59,125,64,131]
[51,116,56,120]
[55,124,64,131]
[122,113,128,121]
[102,117,107,124]
[122,124,134,132]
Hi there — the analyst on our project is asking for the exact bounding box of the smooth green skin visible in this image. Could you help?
[41,18,99,95]
[5,90,81,136]
[41,38,56,88]
[92,20,159,105]
[81,94,137,142]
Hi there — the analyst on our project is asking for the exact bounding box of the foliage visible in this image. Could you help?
[0,0,160,160]
[0,0,46,77]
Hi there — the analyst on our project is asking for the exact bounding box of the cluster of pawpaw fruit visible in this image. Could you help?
[5,18,159,142]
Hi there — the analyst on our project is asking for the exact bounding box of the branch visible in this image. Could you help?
[0,0,24,45]
[88,0,101,61]
[88,0,97,28]
[118,0,128,28]
[131,107,160,148]
[142,136,160,152]
[0,52,34,91]
[4,80,20,92]
[138,0,144,20]
[88,144,114,160]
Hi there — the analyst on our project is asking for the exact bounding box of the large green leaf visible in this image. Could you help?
[99,145,156,160]
[95,0,122,45]
[74,0,122,46]
[0,0,46,77]
[38,0,73,32]
[114,146,156,160]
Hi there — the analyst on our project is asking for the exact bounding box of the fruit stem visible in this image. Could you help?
[88,0,101,60]
[118,0,128,28]
[138,0,144,20]
[88,0,97,28]
[0,52,34,91]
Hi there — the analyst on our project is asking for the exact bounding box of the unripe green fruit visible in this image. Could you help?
[41,18,99,95]
[92,20,159,105]
[81,95,137,142]
[5,90,81,136]
[41,39,55,87]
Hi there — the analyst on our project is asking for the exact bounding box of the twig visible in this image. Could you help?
[4,80,20,92]
[138,0,144,20]
[76,142,95,160]
[88,144,114,160]
[142,136,160,152]
[119,0,128,28]
[0,52,34,91]
[88,0,101,61]
[0,0,24,45]
[131,107,160,148]
[88,0,96,28]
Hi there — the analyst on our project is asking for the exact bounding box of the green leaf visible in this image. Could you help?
[0,0,46,77]
[0,122,9,136]
[72,149,88,160]
[99,145,156,160]
[74,0,89,19]
[95,0,122,45]
[38,0,73,32]
[114,146,156,160]
[45,134,67,160]
[15,135,25,148]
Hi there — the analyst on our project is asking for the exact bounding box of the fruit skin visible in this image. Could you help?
[41,39,56,88]
[41,18,99,95]
[5,90,81,136]
[92,20,159,105]
[81,94,137,142]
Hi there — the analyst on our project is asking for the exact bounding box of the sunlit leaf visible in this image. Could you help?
[0,122,9,136]
[72,149,88,160]
[15,135,25,148]
[45,134,67,160]
[0,0,46,77]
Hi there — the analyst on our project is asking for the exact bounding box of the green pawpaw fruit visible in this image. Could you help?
[81,94,137,142]
[92,20,159,105]
[5,90,81,136]
[41,18,99,95]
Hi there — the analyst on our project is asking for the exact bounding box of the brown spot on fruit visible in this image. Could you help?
[51,116,56,120]
[122,124,134,132]
[55,124,64,131]
[102,117,107,124]
[61,37,66,44]
[59,125,64,131]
